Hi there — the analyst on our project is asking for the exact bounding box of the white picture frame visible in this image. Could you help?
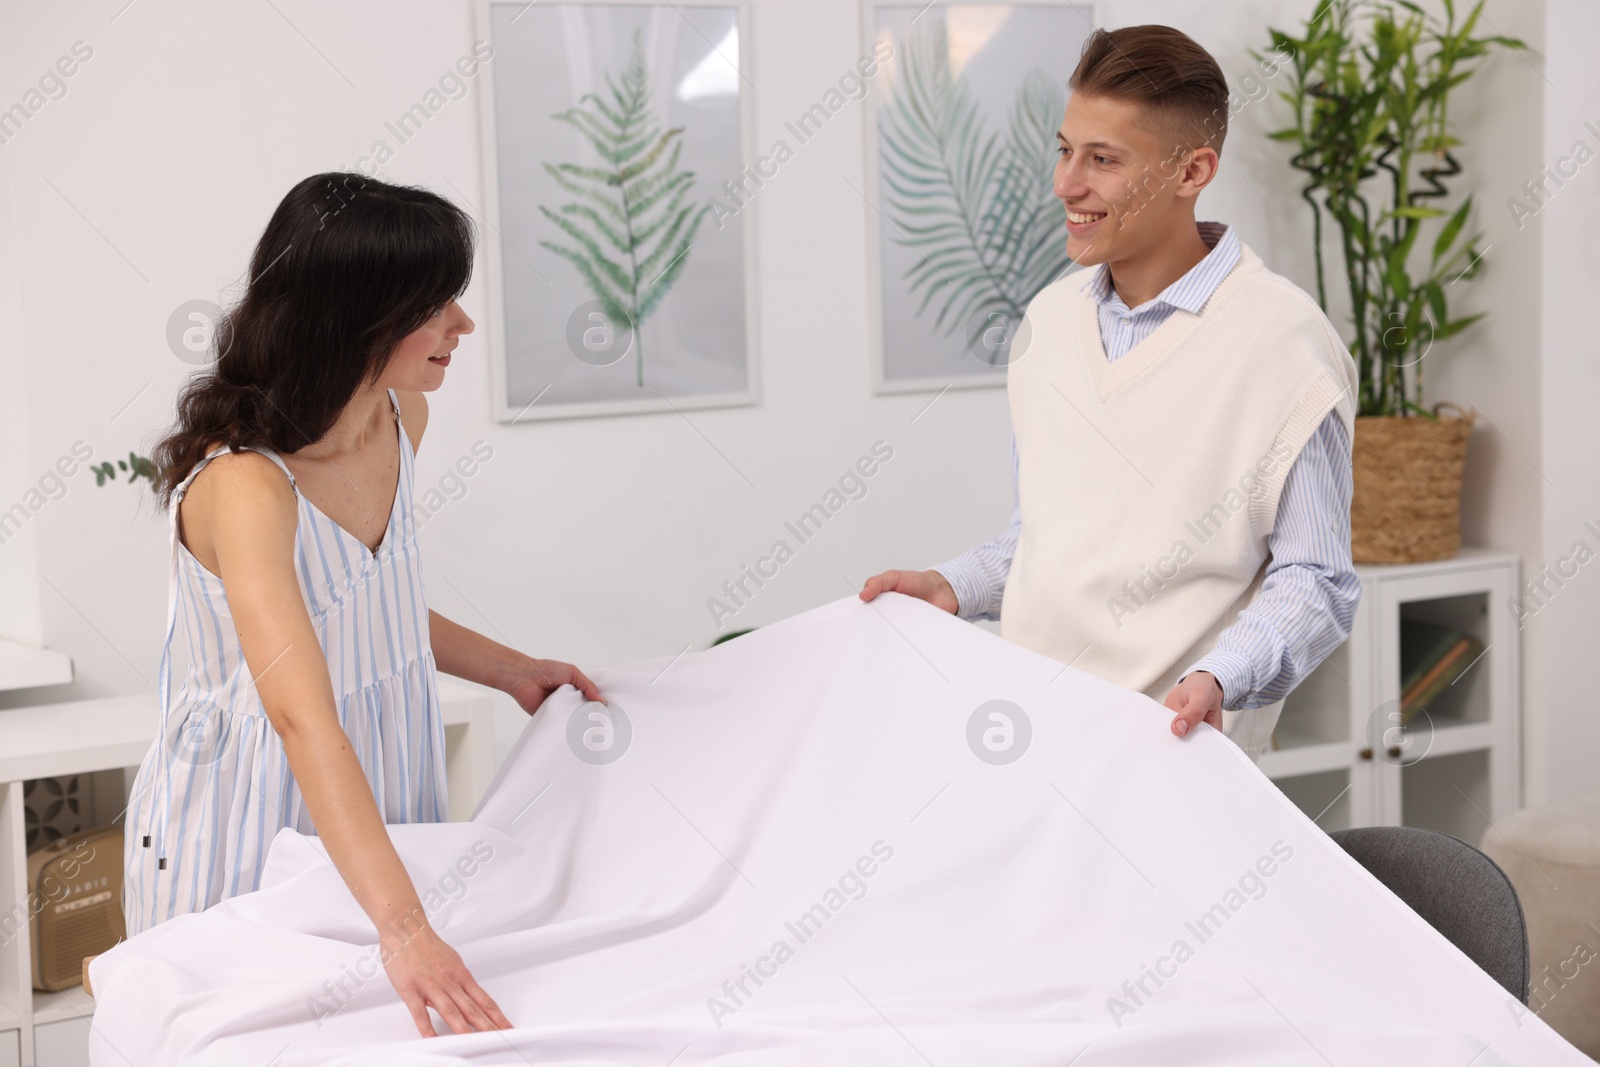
[861,0,1093,395]
[475,0,761,422]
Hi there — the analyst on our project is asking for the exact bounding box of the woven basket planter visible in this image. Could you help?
[1351,401,1476,564]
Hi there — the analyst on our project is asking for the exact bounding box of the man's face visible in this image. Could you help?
[1052,92,1205,268]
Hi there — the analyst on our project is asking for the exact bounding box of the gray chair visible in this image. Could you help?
[1329,826,1529,1004]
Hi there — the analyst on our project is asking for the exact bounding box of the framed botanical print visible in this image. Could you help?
[862,1,1092,393]
[477,0,760,421]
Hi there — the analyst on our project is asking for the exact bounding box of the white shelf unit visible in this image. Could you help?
[1261,546,1521,841]
[0,640,72,696]
[0,680,494,1067]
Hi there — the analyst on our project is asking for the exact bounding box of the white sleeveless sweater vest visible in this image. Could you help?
[1000,243,1358,715]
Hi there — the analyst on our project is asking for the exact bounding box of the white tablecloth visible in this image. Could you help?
[89,592,1594,1065]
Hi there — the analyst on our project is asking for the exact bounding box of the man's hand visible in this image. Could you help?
[859,569,959,615]
[1165,671,1223,740]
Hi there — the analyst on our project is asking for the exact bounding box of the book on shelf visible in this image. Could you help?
[1399,618,1485,724]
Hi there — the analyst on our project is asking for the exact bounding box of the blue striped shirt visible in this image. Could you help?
[932,222,1358,711]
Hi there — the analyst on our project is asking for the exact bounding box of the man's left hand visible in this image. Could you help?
[1165,671,1223,740]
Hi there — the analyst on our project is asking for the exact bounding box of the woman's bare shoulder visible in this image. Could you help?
[181,444,298,563]
[187,442,290,489]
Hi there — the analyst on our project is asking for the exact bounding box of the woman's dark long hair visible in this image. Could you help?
[149,172,476,511]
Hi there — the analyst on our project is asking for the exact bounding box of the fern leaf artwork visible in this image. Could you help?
[539,28,709,387]
[879,19,1073,366]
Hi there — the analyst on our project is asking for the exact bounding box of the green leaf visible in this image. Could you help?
[538,207,633,294]
[1432,195,1472,264]
[1423,279,1446,324]
[553,203,629,254]
[1430,311,1487,340]
[1390,205,1446,219]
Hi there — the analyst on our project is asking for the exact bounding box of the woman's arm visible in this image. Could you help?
[396,391,601,711]
[195,451,511,1038]
[430,609,603,712]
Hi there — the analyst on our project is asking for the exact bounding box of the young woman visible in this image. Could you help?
[124,172,602,1038]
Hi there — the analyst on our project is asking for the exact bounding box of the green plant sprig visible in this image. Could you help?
[1258,0,1526,418]
[91,452,157,487]
[538,27,709,387]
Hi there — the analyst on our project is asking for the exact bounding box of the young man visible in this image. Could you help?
[860,25,1359,761]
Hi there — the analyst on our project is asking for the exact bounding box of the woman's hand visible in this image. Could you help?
[502,652,603,716]
[381,917,512,1038]
[428,611,603,715]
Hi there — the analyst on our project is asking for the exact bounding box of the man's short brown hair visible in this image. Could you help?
[1068,26,1231,157]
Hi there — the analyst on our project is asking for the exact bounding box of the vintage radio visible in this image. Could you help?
[28,826,125,992]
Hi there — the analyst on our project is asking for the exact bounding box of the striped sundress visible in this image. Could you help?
[122,387,448,937]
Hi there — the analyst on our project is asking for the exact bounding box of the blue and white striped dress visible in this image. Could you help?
[123,388,448,937]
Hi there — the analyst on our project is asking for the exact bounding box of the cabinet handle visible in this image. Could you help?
[1387,745,1402,760]
[1359,747,1374,760]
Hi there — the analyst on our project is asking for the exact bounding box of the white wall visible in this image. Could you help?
[0,121,43,647]
[1534,0,1600,803]
[1424,0,1555,806]
[0,0,1577,796]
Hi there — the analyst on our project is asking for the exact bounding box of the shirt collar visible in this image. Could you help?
[1083,222,1240,315]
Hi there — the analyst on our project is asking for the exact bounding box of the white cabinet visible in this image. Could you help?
[0,680,494,1066]
[0,640,71,695]
[28,1018,88,1067]
[1262,547,1520,841]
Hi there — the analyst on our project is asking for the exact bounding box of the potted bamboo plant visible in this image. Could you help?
[1258,0,1523,563]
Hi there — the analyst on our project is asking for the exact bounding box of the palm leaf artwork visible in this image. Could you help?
[539,28,709,387]
[879,20,1073,366]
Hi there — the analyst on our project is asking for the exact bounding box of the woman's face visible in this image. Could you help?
[385,299,475,391]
